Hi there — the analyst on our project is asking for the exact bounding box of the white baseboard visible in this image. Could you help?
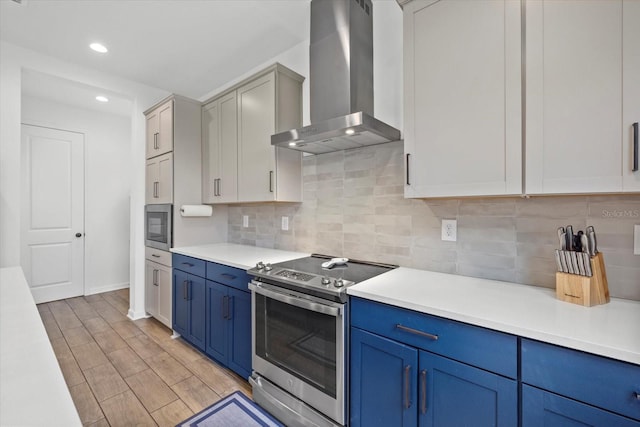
[85,282,129,296]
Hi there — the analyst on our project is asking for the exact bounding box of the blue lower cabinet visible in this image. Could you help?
[350,327,517,427]
[205,280,251,379]
[172,269,205,351]
[351,327,418,427]
[522,384,640,427]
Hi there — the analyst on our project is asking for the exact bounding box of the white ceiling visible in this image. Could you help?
[1,0,311,105]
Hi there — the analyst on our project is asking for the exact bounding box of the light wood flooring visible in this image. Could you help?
[38,289,251,426]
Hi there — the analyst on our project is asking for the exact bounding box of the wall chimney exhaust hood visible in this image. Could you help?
[271,0,401,155]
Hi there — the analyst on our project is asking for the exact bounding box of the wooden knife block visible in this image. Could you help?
[555,253,610,307]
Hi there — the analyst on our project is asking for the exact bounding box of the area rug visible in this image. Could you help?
[176,391,284,427]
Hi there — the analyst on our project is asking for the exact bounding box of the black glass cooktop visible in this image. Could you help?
[270,254,397,283]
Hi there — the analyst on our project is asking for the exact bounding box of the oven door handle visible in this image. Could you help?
[249,282,341,317]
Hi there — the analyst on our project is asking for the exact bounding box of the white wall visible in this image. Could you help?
[21,96,132,295]
[0,41,169,319]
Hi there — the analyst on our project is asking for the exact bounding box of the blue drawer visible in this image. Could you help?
[172,254,206,278]
[350,297,517,379]
[521,339,640,421]
[206,262,250,292]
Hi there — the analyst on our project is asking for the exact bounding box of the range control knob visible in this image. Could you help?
[321,276,331,286]
[334,278,344,288]
[264,263,273,272]
[256,261,265,270]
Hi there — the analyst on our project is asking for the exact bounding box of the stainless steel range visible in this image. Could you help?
[248,254,396,427]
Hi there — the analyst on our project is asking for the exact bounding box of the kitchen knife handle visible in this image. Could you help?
[633,122,638,172]
[405,153,411,185]
[420,369,427,414]
[403,365,412,409]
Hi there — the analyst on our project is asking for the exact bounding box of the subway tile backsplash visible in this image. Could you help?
[228,141,640,301]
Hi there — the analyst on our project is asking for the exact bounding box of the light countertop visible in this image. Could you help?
[348,267,640,365]
[0,267,82,427]
[171,243,308,270]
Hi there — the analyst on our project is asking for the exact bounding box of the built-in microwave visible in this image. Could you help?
[145,204,172,251]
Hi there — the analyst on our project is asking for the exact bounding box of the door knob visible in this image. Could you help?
[75,233,82,238]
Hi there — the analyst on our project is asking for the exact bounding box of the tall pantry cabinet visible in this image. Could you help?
[144,95,203,328]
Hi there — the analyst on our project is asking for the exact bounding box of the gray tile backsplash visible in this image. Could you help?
[228,141,640,301]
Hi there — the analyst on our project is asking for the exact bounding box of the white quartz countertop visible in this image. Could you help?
[348,267,640,365]
[171,243,309,270]
[0,267,82,427]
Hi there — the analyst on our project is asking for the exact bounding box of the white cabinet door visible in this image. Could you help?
[145,152,173,204]
[623,0,640,192]
[237,72,277,202]
[403,0,522,198]
[145,99,173,159]
[202,92,238,203]
[145,260,158,317]
[145,260,171,328]
[526,0,640,194]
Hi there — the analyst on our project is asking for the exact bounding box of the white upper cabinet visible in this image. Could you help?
[525,0,640,194]
[202,63,304,204]
[145,99,173,159]
[145,152,173,205]
[202,91,238,204]
[403,0,522,198]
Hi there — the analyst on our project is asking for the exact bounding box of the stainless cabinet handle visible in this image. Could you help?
[181,262,194,267]
[222,295,228,319]
[216,178,221,197]
[154,132,158,149]
[182,280,188,300]
[269,171,274,193]
[153,269,158,286]
[634,391,640,400]
[396,324,439,341]
[420,370,427,414]
[153,181,159,198]
[151,254,160,258]
[220,273,236,281]
[405,153,411,185]
[404,365,411,409]
[633,122,638,172]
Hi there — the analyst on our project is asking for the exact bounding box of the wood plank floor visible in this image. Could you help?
[38,289,251,427]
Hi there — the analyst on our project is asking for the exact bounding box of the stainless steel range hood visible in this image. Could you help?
[271,0,401,155]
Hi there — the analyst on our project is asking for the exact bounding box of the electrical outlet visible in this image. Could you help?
[281,216,289,231]
[243,215,249,228]
[634,224,640,255]
[441,219,457,242]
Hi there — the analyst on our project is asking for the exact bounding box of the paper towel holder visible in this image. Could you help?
[180,205,213,217]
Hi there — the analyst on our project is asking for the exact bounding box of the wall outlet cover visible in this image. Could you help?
[441,219,457,242]
[634,224,640,255]
[243,215,249,228]
[281,216,289,231]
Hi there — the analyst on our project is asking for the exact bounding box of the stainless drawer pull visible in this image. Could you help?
[404,365,411,409]
[151,254,160,258]
[420,369,427,414]
[181,262,194,267]
[396,324,439,341]
[220,273,237,281]
[634,391,640,400]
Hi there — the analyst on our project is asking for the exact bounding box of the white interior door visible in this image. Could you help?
[21,124,84,303]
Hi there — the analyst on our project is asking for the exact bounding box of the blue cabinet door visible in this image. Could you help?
[522,384,640,427]
[189,275,206,351]
[351,327,418,427]
[419,351,517,427]
[172,270,190,337]
[205,280,227,364]
[227,287,251,379]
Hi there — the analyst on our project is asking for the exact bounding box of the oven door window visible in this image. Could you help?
[255,293,337,398]
[147,212,168,243]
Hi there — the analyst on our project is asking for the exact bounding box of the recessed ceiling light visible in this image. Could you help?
[89,43,108,53]
[96,96,109,103]
[345,129,355,135]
